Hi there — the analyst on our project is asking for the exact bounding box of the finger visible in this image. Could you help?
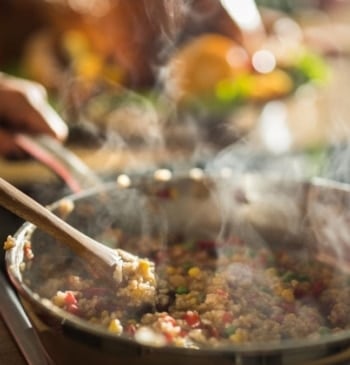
[28,101,69,141]
[15,82,68,141]
[0,76,68,141]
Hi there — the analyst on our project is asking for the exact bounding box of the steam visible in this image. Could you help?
[201,141,311,281]
[204,141,309,179]
[257,101,292,154]
[143,0,188,40]
[52,0,349,278]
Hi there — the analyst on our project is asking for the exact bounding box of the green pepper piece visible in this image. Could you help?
[224,325,237,337]
[176,286,189,295]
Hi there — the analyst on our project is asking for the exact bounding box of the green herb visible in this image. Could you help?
[224,325,237,337]
[297,273,310,282]
[176,286,189,295]
[282,271,297,282]
[282,271,310,283]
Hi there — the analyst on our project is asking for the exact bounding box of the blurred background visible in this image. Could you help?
[1,0,350,223]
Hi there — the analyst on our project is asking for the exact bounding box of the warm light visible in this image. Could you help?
[189,168,204,180]
[154,169,172,181]
[116,174,131,188]
[252,50,276,74]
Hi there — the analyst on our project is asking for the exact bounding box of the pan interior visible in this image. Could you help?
[9,175,350,353]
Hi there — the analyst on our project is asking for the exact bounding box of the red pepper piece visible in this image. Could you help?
[24,246,34,260]
[164,332,174,343]
[196,240,217,250]
[64,291,77,306]
[183,311,201,328]
[67,303,80,316]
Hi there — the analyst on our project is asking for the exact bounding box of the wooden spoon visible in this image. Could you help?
[0,177,141,284]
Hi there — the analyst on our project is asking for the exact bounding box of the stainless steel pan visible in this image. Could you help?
[5,170,350,365]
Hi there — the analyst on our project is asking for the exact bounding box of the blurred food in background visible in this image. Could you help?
[0,0,349,162]
[1,0,243,89]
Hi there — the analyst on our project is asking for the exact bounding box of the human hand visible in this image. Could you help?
[0,73,68,157]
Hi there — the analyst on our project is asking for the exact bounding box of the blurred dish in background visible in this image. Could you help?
[14,0,243,90]
[0,0,347,161]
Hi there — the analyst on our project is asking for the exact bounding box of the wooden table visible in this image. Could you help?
[0,316,27,365]
[0,272,52,365]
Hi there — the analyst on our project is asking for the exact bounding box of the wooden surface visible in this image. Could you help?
[0,147,188,185]
[0,316,27,365]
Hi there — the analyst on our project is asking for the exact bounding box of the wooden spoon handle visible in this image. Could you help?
[0,178,117,272]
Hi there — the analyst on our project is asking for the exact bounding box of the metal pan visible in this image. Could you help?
[5,170,350,365]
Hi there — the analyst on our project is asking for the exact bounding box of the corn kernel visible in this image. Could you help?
[280,288,294,302]
[230,329,248,344]
[188,267,201,278]
[52,291,66,307]
[3,236,16,250]
[138,259,150,273]
[137,259,154,282]
[108,319,123,334]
